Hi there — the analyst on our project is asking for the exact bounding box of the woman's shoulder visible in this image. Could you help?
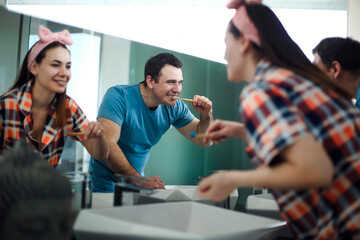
[65,95,80,109]
[65,96,88,121]
[255,64,306,91]
[0,88,19,103]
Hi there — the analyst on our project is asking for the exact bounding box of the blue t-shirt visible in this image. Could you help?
[89,83,194,191]
[356,84,360,108]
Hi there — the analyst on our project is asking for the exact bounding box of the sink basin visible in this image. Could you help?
[138,185,237,209]
[164,185,238,210]
[92,185,238,210]
[74,201,286,240]
[246,193,281,220]
[245,193,295,239]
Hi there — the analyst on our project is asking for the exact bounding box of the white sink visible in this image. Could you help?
[245,193,294,238]
[74,201,286,240]
[246,193,281,220]
[141,185,238,210]
[92,185,238,210]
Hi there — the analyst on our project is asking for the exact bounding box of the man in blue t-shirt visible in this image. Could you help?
[312,37,360,103]
[90,53,214,192]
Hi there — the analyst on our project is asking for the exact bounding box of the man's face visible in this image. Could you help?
[313,52,358,98]
[313,53,332,78]
[152,64,183,106]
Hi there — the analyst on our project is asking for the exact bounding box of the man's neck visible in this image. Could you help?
[139,83,159,110]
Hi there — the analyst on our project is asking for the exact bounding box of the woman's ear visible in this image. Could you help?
[239,36,252,53]
[29,62,38,76]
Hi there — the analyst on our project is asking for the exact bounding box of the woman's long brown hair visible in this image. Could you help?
[11,42,69,128]
[229,3,352,100]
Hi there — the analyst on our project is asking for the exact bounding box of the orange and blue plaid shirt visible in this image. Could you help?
[242,61,360,239]
[0,81,89,166]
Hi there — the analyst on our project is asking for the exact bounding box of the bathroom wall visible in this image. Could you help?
[0,7,23,93]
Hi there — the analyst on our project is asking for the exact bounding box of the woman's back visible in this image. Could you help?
[242,60,360,239]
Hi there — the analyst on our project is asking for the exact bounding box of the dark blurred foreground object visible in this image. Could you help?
[0,139,73,240]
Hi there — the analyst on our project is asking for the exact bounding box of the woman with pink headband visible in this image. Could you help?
[0,25,109,166]
[198,0,360,239]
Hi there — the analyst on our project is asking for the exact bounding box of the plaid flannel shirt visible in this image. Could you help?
[242,61,360,239]
[0,81,89,166]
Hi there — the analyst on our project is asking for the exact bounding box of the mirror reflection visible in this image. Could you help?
[0,0,354,215]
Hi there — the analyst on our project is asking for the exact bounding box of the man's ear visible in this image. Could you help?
[330,61,342,79]
[146,75,154,89]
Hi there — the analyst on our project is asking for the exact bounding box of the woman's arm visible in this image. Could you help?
[198,133,334,202]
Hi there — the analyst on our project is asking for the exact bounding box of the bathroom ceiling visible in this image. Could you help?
[6,0,347,10]
[266,0,346,10]
[5,0,347,63]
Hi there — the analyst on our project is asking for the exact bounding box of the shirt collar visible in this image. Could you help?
[16,81,58,116]
[17,81,33,116]
[253,60,272,82]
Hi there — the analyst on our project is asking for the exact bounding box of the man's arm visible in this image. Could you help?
[97,117,165,189]
[177,95,214,147]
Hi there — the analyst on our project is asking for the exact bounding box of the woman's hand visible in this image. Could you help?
[197,171,238,202]
[81,121,109,161]
[84,121,105,140]
[205,120,246,144]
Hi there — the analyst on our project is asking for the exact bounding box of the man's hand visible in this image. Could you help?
[130,176,166,189]
[143,176,166,189]
[191,95,212,115]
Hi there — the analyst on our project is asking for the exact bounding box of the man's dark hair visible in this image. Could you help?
[312,37,360,72]
[143,53,182,87]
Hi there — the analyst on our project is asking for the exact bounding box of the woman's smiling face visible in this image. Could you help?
[31,46,71,94]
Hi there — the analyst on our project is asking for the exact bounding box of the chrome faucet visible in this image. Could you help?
[114,174,156,206]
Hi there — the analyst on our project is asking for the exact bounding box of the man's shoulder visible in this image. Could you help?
[162,100,190,116]
[171,99,189,110]
[106,83,139,95]
[109,82,139,90]
[99,83,141,115]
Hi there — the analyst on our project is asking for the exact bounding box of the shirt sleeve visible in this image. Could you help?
[241,82,309,166]
[0,114,3,152]
[172,100,195,128]
[68,98,89,141]
[97,87,126,127]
